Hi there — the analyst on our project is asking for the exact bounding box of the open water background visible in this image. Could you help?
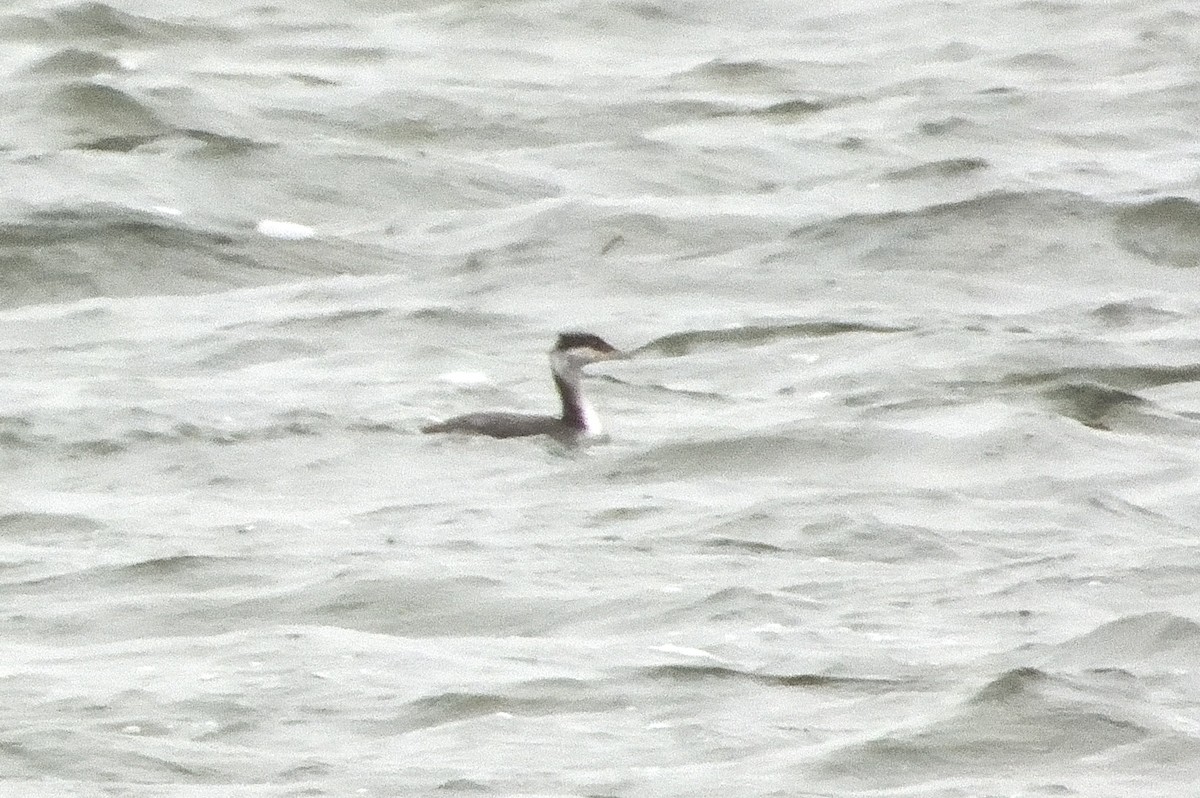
[2,0,1200,795]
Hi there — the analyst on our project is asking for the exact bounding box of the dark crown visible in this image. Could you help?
[555,332,617,353]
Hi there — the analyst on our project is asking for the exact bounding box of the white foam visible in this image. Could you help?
[439,370,491,385]
[256,219,315,240]
[650,644,719,660]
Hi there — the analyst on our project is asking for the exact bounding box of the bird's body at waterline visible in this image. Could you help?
[422,332,623,444]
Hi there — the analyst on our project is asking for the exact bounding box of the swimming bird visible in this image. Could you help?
[422,332,624,443]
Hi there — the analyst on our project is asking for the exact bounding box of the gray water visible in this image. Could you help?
[3,1,1200,795]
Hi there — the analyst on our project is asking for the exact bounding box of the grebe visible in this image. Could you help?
[422,332,624,443]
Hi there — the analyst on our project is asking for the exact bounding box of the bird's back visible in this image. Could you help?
[421,411,568,440]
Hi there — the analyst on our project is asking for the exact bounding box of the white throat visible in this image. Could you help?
[576,396,602,436]
[549,349,574,379]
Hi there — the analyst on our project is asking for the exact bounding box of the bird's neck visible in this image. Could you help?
[551,359,601,435]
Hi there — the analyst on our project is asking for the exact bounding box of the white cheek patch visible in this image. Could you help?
[549,350,571,374]
[552,347,611,372]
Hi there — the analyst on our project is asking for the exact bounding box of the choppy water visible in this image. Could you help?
[3,0,1200,795]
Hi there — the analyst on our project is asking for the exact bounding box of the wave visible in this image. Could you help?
[1088,299,1183,328]
[0,203,398,308]
[646,585,821,629]
[783,189,1200,274]
[0,408,407,458]
[414,196,792,271]
[694,498,960,563]
[0,563,574,642]
[2,554,261,595]
[791,189,1086,242]
[668,58,795,89]
[1038,381,1148,430]
[387,679,627,734]
[1010,612,1200,671]
[607,432,821,481]
[11,74,275,154]
[733,97,830,118]
[1114,196,1200,269]
[20,47,124,77]
[1002,366,1200,430]
[605,425,954,484]
[814,666,1151,788]
[635,320,912,357]
[884,156,990,182]
[0,511,103,538]
[701,536,787,554]
[48,81,170,147]
[0,3,234,44]
[634,663,904,691]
